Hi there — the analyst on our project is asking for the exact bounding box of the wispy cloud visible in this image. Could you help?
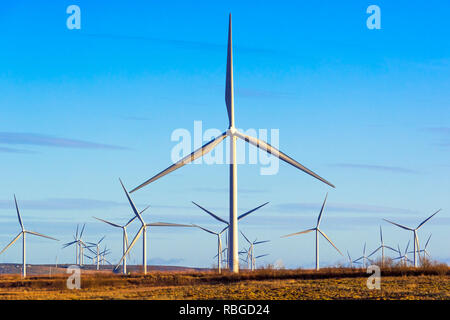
[0,146,36,154]
[330,163,419,174]
[0,132,128,150]
[274,202,417,215]
[0,198,194,211]
[422,127,450,148]
[0,198,125,211]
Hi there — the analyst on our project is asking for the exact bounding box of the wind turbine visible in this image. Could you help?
[0,195,58,277]
[114,179,194,274]
[193,225,227,273]
[62,223,87,266]
[127,14,335,273]
[383,209,441,267]
[86,236,106,270]
[393,241,413,266]
[94,201,149,274]
[346,250,360,268]
[354,242,373,268]
[368,226,397,266]
[192,201,269,265]
[240,231,269,271]
[409,234,432,261]
[281,193,342,270]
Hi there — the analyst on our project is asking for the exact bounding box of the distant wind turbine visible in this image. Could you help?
[354,242,373,268]
[393,241,413,266]
[94,193,149,274]
[193,225,227,273]
[409,234,432,261]
[114,179,194,274]
[86,236,106,270]
[383,209,441,267]
[368,226,397,266]
[281,193,342,270]
[192,201,269,264]
[0,195,58,277]
[127,14,335,273]
[240,231,270,271]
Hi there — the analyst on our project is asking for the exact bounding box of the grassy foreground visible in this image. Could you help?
[0,265,448,300]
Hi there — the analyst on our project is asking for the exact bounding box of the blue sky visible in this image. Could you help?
[0,1,449,268]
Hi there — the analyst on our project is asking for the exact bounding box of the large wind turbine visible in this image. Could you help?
[127,14,335,273]
[114,179,194,274]
[383,209,441,267]
[281,193,342,270]
[368,226,397,266]
[0,195,58,277]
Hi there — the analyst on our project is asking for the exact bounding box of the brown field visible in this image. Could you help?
[0,263,448,300]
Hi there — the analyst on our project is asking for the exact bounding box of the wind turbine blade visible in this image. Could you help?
[26,230,58,241]
[130,132,228,193]
[416,209,441,230]
[219,225,229,234]
[192,201,228,225]
[139,205,150,215]
[368,246,381,258]
[75,224,79,239]
[318,229,342,256]
[240,231,252,245]
[79,223,86,238]
[363,242,366,256]
[193,224,218,235]
[225,13,234,128]
[424,234,432,249]
[124,215,138,228]
[13,195,24,231]
[120,178,145,225]
[93,216,122,228]
[380,226,383,244]
[98,236,106,244]
[316,193,328,228]
[405,240,410,254]
[0,232,23,255]
[281,228,315,238]
[383,219,413,231]
[238,202,269,221]
[147,222,194,227]
[255,254,269,259]
[62,241,77,248]
[384,245,397,253]
[253,240,270,245]
[115,226,143,269]
[234,130,335,188]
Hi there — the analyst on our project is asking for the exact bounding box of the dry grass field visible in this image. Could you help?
[0,263,448,300]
